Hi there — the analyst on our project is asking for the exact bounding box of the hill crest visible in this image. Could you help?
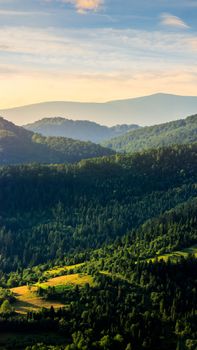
[24,117,139,143]
[0,116,114,165]
[103,113,197,153]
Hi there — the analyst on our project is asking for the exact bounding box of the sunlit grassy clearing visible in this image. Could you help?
[11,273,93,314]
[37,273,93,288]
[43,263,85,278]
[11,285,65,314]
[147,245,197,263]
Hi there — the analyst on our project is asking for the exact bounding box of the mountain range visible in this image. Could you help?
[0,117,114,165]
[1,93,197,126]
[0,111,197,165]
[24,117,139,143]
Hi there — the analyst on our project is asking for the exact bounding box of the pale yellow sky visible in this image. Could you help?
[1,68,197,109]
[0,3,197,109]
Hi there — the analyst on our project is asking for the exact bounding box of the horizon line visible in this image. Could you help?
[1,92,197,111]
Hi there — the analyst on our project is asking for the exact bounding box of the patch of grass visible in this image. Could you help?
[11,273,93,314]
[11,285,64,314]
[53,284,73,293]
[183,245,197,255]
[147,245,197,263]
[43,263,85,278]
[37,273,93,288]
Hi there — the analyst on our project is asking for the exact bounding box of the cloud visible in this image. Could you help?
[0,26,197,108]
[0,9,49,16]
[160,13,190,29]
[1,26,197,67]
[46,0,103,13]
[72,0,103,13]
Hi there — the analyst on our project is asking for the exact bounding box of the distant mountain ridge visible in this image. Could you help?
[103,114,197,153]
[1,93,197,126]
[24,117,139,143]
[0,117,114,165]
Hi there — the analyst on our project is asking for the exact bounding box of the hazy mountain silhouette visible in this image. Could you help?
[1,93,197,126]
[24,117,139,143]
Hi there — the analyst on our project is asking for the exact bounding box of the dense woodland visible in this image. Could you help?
[0,141,196,349]
[0,117,114,165]
[103,114,197,153]
[0,258,197,350]
[0,143,196,273]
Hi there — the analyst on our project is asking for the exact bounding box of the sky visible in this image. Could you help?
[0,0,197,108]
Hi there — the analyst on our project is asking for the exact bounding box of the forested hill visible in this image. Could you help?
[0,142,197,271]
[103,113,197,153]
[24,117,139,143]
[0,117,114,164]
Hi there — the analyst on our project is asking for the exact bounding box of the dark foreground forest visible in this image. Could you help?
[0,143,196,350]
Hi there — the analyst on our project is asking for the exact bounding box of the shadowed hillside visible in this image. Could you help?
[0,117,114,164]
[24,117,139,143]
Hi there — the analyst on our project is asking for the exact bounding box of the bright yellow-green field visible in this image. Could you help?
[147,245,197,263]
[10,246,197,314]
[11,272,93,314]
[11,285,64,314]
[37,273,93,288]
[43,263,85,278]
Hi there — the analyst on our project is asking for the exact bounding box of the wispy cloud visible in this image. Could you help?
[0,25,197,106]
[1,27,197,63]
[0,9,49,16]
[160,13,190,29]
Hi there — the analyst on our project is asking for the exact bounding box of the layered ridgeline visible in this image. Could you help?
[0,117,114,164]
[0,142,197,272]
[24,117,139,143]
[103,114,197,153]
[1,93,197,125]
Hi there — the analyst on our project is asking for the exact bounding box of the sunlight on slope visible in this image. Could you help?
[11,272,92,314]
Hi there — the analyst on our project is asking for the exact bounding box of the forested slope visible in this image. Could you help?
[0,117,114,164]
[24,117,139,143]
[0,143,197,350]
[103,114,197,153]
[0,143,196,272]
